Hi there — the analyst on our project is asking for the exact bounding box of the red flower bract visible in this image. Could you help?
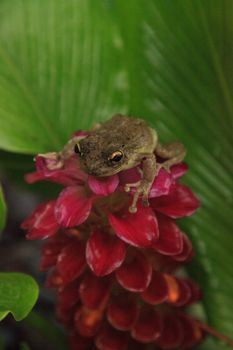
[21,135,204,350]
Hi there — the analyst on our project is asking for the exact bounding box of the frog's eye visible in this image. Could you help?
[74,143,83,156]
[108,150,123,164]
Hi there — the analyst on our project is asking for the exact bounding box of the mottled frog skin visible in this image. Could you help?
[75,114,158,177]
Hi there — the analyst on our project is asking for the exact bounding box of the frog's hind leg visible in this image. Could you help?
[155,142,186,172]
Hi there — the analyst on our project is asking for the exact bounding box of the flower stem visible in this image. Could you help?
[197,320,233,347]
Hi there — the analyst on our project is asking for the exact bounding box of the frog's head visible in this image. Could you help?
[74,134,138,177]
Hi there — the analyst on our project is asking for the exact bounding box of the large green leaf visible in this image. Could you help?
[0,272,39,321]
[115,0,233,348]
[0,185,6,233]
[0,0,128,153]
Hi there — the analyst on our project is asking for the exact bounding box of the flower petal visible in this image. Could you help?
[156,314,184,349]
[95,324,129,350]
[131,306,163,343]
[149,169,173,198]
[55,186,94,227]
[141,271,169,305]
[119,167,172,198]
[88,175,119,195]
[152,215,183,255]
[116,250,152,292]
[170,163,188,179]
[56,303,76,326]
[57,241,86,284]
[107,292,139,331]
[118,167,141,186]
[184,280,202,305]
[168,278,192,307]
[26,155,87,186]
[151,183,200,218]
[46,269,64,288]
[178,314,203,348]
[86,230,126,276]
[109,205,159,248]
[172,233,194,262]
[74,306,103,338]
[58,280,80,311]
[79,272,112,309]
[21,201,59,240]
[40,233,71,270]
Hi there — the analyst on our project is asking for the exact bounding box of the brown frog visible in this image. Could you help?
[41,114,186,213]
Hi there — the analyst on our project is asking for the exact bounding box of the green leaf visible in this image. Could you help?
[0,185,6,233]
[115,0,233,348]
[23,311,68,350]
[0,272,39,321]
[0,0,128,154]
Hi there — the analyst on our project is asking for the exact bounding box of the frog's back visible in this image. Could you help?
[98,114,157,153]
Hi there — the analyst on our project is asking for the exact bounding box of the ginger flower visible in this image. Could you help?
[21,126,233,350]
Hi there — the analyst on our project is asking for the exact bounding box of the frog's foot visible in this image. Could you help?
[37,152,64,170]
[125,180,150,214]
[124,181,141,193]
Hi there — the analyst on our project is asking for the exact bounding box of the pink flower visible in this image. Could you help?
[22,133,208,350]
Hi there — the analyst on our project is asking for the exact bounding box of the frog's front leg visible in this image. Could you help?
[38,136,84,170]
[155,142,186,172]
[125,154,157,213]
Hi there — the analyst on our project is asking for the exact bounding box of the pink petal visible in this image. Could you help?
[46,269,64,288]
[169,279,191,307]
[86,230,126,276]
[26,155,87,186]
[79,272,112,309]
[141,271,169,305]
[58,280,80,310]
[21,201,59,240]
[149,169,173,198]
[56,304,76,326]
[178,314,203,348]
[40,233,71,270]
[170,163,188,179]
[151,183,200,218]
[116,250,152,292]
[72,130,90,138]
[74,306,102,338]
[109,205,159,248]
[95,324,129,350]
[131,306,163,343]
[156,314,184,349]
[40,254,58,271]
[118,167,141,186]
[107,292,139,331]
[152,215,183,255]
[119,167,172,198]
[57,241,86,283]
[172,233,194,262]
[88,175,119,195]
[184,280,202,305]
[55,186,94,227]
